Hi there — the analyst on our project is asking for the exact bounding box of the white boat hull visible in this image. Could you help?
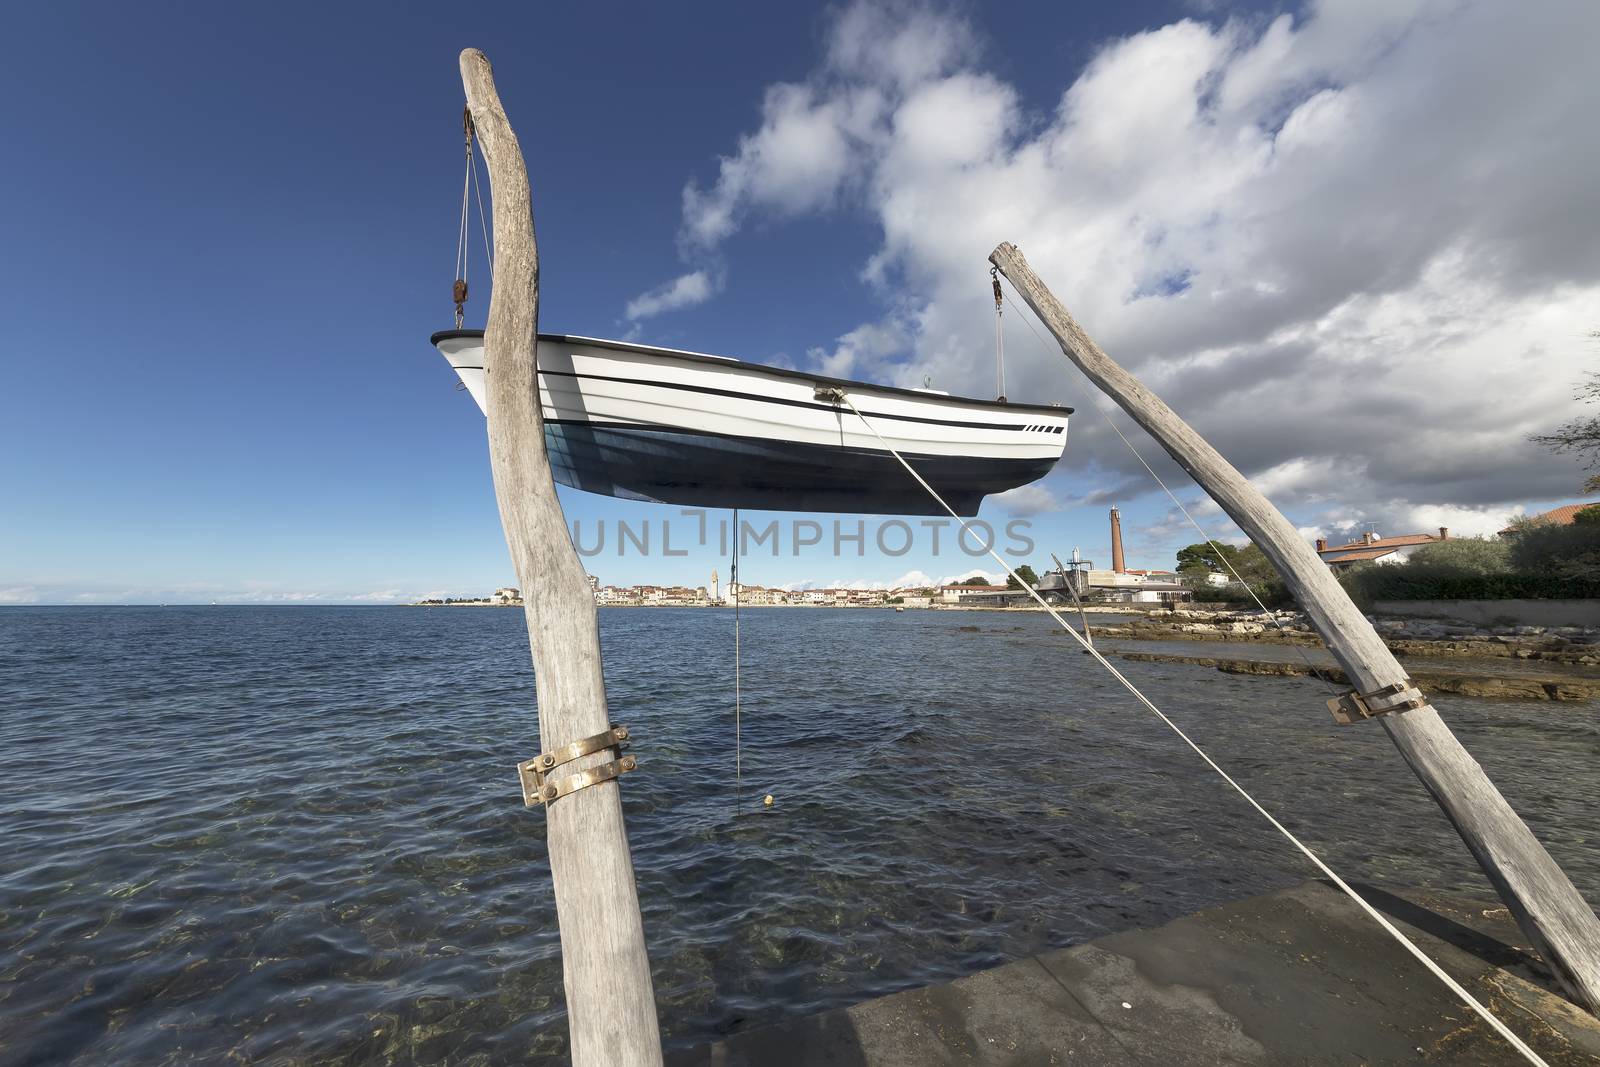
[431,331,1069,515]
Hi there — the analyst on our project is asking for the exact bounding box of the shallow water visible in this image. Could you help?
[1,606,1597,1065]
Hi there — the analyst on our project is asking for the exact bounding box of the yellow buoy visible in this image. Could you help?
[763,794,774,807]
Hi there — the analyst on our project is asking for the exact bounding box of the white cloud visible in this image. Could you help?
[1393,503,1524,540]
[682,84,857,248]
[826,0,977,90]
[624,270,719,321]
[806,319,909,379]
[937,567,1004,585]
[1248,457,1345,505]
[651,0,1600,531]
[0,580,456,605]
[989,483,1061,516]
[825,577,893,590]
[773,579,816,592]
[774,567,1003,590]
[220,590,332,603]
[628,1,980,322]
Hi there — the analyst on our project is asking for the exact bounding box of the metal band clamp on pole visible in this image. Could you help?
[517,725,638,808]
[1327,680,1428,725]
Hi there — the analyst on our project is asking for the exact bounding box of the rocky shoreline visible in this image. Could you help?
[1110,651,1600,701]
[1086,608,1600,666]
[1067,608,1600,702]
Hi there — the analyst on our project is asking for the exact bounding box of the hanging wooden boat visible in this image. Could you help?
[431,330,1070,516]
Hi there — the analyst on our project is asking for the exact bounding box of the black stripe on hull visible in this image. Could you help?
[431,329,1074,418]
[543,421,1057,516]
[452,365,1065,433]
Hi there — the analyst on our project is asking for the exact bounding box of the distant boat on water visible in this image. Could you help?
[431,330,1070,516]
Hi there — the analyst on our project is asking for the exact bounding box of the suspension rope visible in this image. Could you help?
[836,391,1547,1067]
[453,107,476,329]
[455,159,470,284]
[471,143,493,276]
[991,266,1006,401]
[999,286,1340,693]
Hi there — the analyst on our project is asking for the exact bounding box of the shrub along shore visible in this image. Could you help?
[1177,505,1600,608]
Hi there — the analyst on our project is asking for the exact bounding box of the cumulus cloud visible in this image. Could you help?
[1377,503,1523,541]
[989,483,1061,516]
[624,269,719,321]
[643,0,1600,534]
[815,568,1007,590]
[937,567,1004,585]
[626,0,978,322]
[806,318,910,379]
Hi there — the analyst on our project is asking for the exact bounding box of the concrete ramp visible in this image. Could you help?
[671,881,1600,1065]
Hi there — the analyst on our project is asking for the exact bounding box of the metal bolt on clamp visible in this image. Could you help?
[517,725,637,808]
[1327,681,1427,725]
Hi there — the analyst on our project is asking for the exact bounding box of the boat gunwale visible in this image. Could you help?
[430,329,1075,418]
[450,365,1069,439]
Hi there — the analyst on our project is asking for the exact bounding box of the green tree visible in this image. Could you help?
[1507,521,1600,580]
[1404,536,1510,575]
[1173,541,1289,604]
[1175,541,1243,573]
[1227,544,1279,585]
[1006,564,1040,590]
[1530,365,1600,493]
[1574,504,1600,526]
[956,575,990,586]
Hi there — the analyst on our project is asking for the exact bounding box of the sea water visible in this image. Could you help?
[2,606,1597,1064]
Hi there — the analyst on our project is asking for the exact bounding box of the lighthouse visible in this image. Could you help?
[710,568,719,603]
[1110,506,1126,574]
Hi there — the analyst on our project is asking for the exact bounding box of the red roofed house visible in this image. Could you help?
[1316,528,1450,571]
[1499,502,1599,535]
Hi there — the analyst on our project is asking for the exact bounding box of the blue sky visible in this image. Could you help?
[3,1,1596,603]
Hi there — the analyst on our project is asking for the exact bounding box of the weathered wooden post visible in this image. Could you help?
[991,241,1600,1013]
[460,48,663,1064]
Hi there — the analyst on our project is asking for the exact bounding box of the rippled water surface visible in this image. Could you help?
[2,606,1598,1065]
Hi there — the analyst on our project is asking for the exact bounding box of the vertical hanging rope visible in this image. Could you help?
[730,508,742,793]
[992,266,1006,401]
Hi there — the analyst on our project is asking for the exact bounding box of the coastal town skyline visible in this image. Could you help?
[11,494,1587,605]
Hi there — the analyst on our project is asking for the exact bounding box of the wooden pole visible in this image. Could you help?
[460,49,663,1064]
[990,241,1600,1013]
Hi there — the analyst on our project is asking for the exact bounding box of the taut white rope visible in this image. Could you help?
[838,391,1548,1067]
[1001,288,1340,692]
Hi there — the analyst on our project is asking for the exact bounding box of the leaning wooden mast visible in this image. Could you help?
[990,241,1600,1013]
[459,48,663,1064]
